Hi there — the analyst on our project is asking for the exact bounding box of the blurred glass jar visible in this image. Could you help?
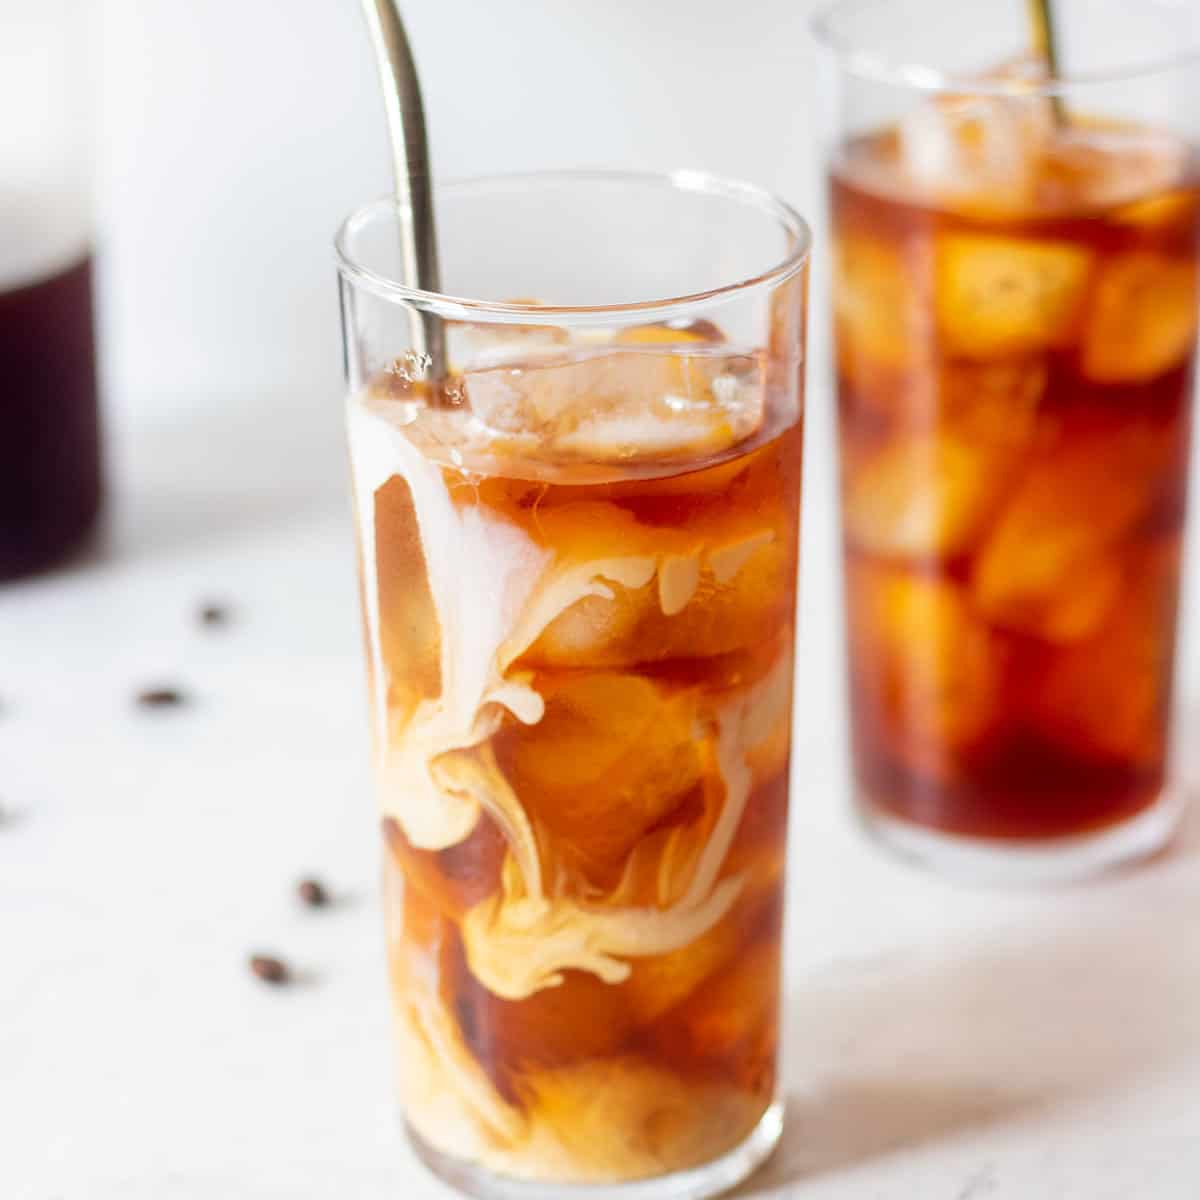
[1,0,101,579]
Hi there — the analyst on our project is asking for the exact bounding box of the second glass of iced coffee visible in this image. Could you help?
[338,171,809,1198]
[815,0,1200,881]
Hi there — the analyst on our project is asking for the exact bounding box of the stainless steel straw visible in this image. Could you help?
[1027,0,1068,123]
[359,0,447,382]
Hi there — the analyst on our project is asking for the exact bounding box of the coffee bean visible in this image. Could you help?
[297,878,329,908]
[249,955,290,985]
[199,602,229,627]
[136,687,186,709]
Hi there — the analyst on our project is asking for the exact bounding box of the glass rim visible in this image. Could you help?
[810,0,1200,96]
[334,168,811,323]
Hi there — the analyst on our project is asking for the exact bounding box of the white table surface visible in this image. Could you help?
[4,393,1200,1200]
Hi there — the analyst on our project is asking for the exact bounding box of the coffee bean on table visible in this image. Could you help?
[249,955,290,985]
[198,602,230,628]
[297,878,329,908]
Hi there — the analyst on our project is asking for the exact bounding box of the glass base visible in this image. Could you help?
[406,1097,784,1200]
[859,788,1184,886]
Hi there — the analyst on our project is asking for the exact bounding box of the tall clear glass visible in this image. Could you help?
[336,172,809,1198]
[814,0,1200,882]
[0,0,101,578]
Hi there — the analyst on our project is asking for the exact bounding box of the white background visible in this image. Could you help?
[95,0,822,408]
[5,2,1200,1198]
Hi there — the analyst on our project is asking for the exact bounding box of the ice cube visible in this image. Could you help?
[935,233,1093,357]
[841,346,1047,438]
[638,532,793,659]
[1037,124,1186,213]
[847,564,1001,776]
[644,932,780,1094]
[1112,189,1199,233]
[843,432,1013,559]
[834,233,931,393]
[1033,539,1180,764]
[522,577,647,667]
[527,533,792,667]
[446,313,568,372]
[516,1057,765,1180]
[1080,253,1199,384]
[493,671,704,887]
[972,423,1169,641]
[621,902,751,1025]
[1017,553,1125,644]
[462,349,764,465]
[900,91,1053,212]
[514,498,795,669]
[451,953,635,1075]
[938,357,1046,449]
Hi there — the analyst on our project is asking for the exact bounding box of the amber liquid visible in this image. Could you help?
[353,338,801,1182]
[832,139,1198,842]
[0,255,101,579]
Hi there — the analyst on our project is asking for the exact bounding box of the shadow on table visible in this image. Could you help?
[740,742,1200,1195]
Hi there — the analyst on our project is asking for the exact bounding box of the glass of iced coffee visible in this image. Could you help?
[336,172,808,1197]
[814,0,1200,881]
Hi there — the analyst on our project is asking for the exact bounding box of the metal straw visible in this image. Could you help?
[359,0,447,382]
[1027,0,1068,124]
